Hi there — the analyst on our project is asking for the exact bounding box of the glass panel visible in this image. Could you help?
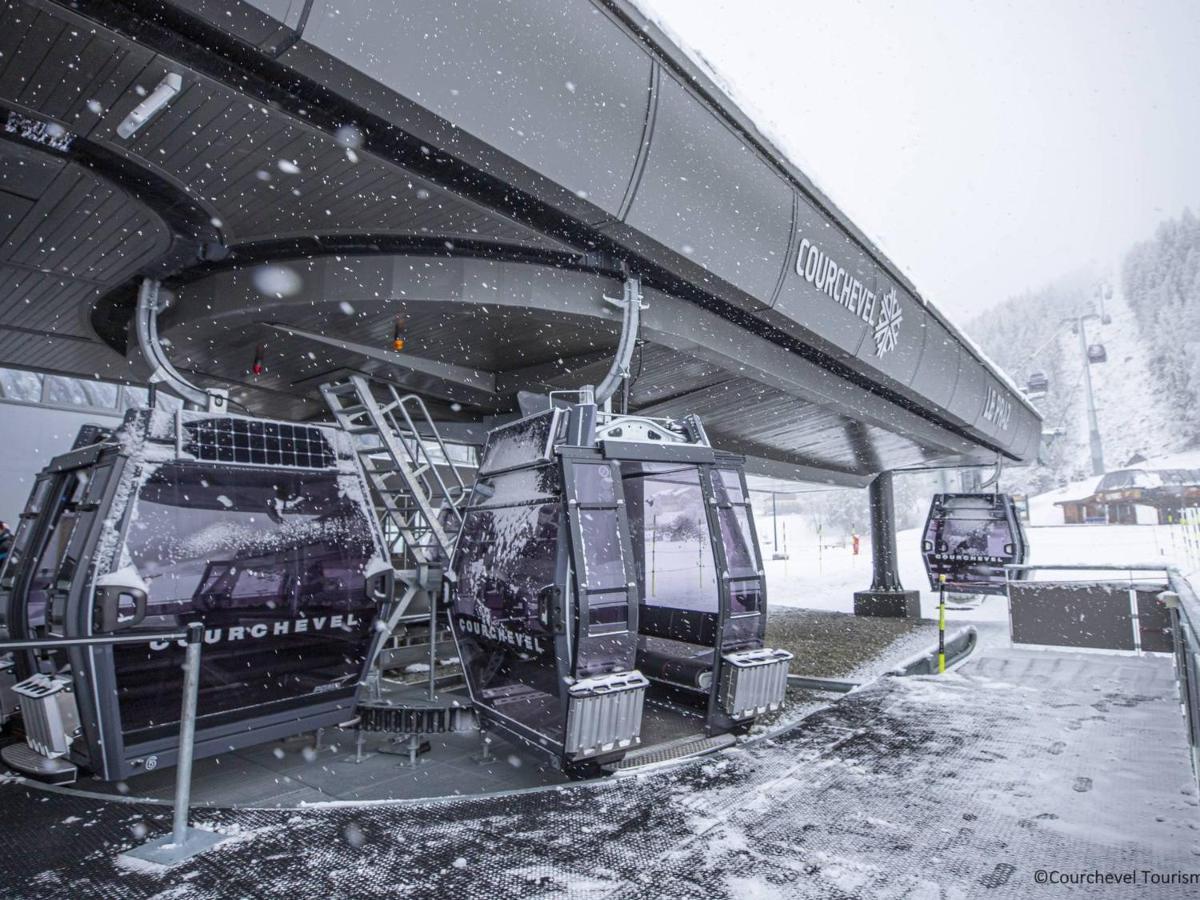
[157,392,184,412]
[0,367,43,402]
[455,504,560,624]
[472,466,560,509]
[410,438,478,468]
[573,462,617,504]
[577,587,636,674]
[2,481,47,574]
[712,468,746,505]
[446,443,479,467]
[121,386,150,411]
[479,411,555,475]
[579,508,626,590]
[729,579,763,615]
[114,463,378,734]
[585,590,628,633]
[717,505,759,578]
[622,463,718,613]
[30,471,90,633]
[44,375,119,408]
[452,498,563,742]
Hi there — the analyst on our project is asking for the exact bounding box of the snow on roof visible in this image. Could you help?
[1030,473,1104,511]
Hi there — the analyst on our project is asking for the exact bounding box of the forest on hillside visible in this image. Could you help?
[758,208,1200,540]
[1122,208,1200,448]
[965,206,1200,494]
[966,274,1099,493]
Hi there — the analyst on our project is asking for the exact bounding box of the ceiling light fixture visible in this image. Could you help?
[117,73,183,139]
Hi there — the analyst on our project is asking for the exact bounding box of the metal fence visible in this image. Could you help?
[1007,564,1200,791]
[0,622,219,864]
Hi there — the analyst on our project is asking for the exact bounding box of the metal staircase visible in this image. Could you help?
[321,374,467,569]
[321,376,469,698]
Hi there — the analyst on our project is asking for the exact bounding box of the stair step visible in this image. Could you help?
[604,732,736,772]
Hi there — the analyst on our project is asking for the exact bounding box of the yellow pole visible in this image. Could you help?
[938,574,947,673]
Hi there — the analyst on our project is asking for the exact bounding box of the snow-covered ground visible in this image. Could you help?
[762,514,1200,628]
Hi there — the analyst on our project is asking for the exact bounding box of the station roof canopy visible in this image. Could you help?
[0,0,1041,486]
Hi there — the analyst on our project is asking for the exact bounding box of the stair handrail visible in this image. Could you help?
[383,384,469,535]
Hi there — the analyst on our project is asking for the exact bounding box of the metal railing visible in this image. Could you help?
[0,622,218,864]
[1007,563,1200,791]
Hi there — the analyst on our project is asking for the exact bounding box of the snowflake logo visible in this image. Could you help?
[874,286,902,357]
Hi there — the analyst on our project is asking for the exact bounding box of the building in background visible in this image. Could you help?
[1054,466,1200,525]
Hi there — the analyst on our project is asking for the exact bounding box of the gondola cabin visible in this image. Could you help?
[0,409,392,783]
[448,402,790,770]
[921,493,1029,595]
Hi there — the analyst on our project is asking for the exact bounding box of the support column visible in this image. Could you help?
[853,471,920,618]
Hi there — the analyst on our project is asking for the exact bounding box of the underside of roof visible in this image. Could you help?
[0,0,1042,485]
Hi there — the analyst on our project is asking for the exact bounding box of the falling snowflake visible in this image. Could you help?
[874,286,902,357]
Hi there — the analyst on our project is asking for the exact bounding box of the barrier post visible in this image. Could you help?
[937,575,947,674]
[172,622,203,843]
[125,621,225,866]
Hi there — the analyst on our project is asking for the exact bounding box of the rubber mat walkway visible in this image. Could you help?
[1,649,1196,898]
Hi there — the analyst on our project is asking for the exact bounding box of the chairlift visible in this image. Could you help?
[920,493,1029,595]
[1087,343,1107,364]
[448,403,791,771]
[1024,371,1048,400]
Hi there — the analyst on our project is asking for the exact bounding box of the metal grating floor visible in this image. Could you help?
[0,648,1196,898]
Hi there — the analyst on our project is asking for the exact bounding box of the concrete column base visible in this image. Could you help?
[853,589,921,619]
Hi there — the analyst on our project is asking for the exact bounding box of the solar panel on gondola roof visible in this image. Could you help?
[182,417,336,469]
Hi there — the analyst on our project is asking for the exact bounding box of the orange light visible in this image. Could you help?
[392,318,406,352]
[392,336,406,351]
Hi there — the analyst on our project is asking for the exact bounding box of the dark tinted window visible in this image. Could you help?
[717,505,759,579]
[479,412,556,475]
[452,479,564,741]
[126,465,373,615]
[578,508,626,591]
[573,462,617,504]
[622,464,718,613]
[115,463,378,734]
[454,503,560,626]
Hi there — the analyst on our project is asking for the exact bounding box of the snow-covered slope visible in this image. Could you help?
[1074,275,1185,472]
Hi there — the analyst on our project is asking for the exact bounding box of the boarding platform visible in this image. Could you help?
[0,637,1195,898]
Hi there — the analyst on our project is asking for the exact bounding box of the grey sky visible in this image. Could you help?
[638,0,1200,323]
